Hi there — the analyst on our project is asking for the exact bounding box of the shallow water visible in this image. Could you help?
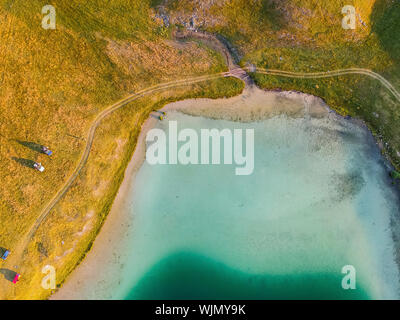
[87,111,400,299]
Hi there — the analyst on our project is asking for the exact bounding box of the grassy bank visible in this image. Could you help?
[243,1,400,171]
[8,77,244,300]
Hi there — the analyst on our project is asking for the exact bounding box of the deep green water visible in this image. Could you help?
[126,251,371,300]
[81,111,400,300]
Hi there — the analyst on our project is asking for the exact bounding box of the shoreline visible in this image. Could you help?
[52,85,395,299]
[161,85,329,121]
[51,115,159,299]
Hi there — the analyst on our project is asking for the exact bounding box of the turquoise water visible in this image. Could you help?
[101,111,400,299]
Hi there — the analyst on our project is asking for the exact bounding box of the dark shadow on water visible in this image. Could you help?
[126,251,371,300]
[11,157,36,169]
[15,140,44,153]
[0,268,17,283]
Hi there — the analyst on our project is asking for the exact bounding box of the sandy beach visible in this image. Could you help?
[163,85,329,121]
[52,86,334,299]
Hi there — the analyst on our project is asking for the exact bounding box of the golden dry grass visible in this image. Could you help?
[0,0,242,299]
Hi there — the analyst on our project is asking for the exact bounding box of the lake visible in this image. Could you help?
[109,110,400,300]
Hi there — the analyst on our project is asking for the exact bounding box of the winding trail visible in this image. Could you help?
[251,67,400,102]
[17,72,231,256]
[17,66,400,259]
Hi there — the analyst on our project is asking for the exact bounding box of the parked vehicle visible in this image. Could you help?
[41,146,53,156]
[34,162,45,172]
[1,249,10,260]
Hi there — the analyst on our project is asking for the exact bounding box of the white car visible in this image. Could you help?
[34,162,45,172]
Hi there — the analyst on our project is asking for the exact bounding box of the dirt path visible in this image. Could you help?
[5,73,231,264]
[174,30,253,86]
[36,65,398,253]
[3,30,400,298]
[252,67,400,102]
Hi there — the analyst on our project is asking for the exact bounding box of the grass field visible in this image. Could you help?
[245,0,400,170]
[0,0,242,299]
[1,0,399,299]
